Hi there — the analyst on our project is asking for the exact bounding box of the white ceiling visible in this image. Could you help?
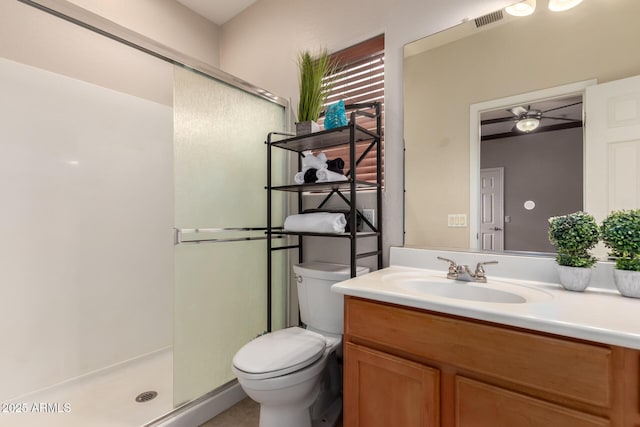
[176,0,257,25]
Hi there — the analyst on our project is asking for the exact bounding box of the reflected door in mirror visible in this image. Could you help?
[585,74,640,224]
[480,168,504,250]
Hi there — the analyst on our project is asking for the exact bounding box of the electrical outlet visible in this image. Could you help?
[362,209,376,230]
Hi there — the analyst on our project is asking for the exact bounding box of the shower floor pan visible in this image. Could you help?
[2,348,173,427]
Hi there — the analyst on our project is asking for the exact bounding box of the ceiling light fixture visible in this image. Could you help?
[505,0,536,17]
[516,117,540,132]
[548,0,584,12]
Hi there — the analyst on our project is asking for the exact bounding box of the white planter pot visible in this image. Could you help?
[557,265,592,292]
[613,269,640,298]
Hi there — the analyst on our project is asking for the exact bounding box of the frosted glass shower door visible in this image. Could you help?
[173,66,287,405]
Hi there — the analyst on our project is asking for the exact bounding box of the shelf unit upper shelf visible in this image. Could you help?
[273,230,380,239]
[271,180,379,193]
[269,124,379,153]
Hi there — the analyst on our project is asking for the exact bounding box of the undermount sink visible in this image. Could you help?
[398,279,526,303]
[382,271,551,304]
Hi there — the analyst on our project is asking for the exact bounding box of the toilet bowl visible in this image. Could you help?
[231,262,369,427]
[232,327,341,427]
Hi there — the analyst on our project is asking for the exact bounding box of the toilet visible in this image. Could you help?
[232,262,369,427]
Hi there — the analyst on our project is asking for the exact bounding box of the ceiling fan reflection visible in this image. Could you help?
[482,101,583,134]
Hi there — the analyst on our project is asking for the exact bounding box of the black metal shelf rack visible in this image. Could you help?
[265,103,383,327]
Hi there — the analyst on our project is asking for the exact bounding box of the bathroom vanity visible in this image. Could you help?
[332,248,640,427]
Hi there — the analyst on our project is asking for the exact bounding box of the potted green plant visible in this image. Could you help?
[601,209,640,298]
[548,211,599,291]
[296,49,337,135]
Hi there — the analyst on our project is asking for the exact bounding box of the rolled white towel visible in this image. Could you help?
[295,152,328,184]
[283,212,347,233]
[302,152,327,171]
[316,168,348,182]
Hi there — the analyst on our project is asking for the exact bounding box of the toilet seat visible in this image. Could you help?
[232,327,326,380]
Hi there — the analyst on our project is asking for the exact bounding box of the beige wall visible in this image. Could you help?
[219,0,515,264]
[404,0,640,249]
[1,0,220,105]
[67,0,220,68]
[0,1,172,104]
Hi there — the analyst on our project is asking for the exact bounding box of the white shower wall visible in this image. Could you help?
[0,57,174,402]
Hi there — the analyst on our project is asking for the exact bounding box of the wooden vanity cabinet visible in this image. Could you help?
[343,296,640,427]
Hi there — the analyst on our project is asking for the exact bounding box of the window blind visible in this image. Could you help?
[318,35,384,185]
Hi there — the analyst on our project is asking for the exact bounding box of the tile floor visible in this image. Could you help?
[199,397,259,427]
[200,397,343,427]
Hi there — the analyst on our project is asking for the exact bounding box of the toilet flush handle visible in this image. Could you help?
[294,274,303,283]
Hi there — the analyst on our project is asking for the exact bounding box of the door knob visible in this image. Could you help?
[492,227,502,231]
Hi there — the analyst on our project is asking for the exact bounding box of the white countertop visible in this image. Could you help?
[332,265,640,350]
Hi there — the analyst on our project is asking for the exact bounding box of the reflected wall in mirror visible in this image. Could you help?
[404,0,640,254]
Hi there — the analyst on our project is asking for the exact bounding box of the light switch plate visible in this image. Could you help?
[448,214,467,227]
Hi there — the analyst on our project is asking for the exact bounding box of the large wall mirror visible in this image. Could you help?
[404,0,640,256]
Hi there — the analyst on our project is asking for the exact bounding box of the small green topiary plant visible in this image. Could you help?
[548,211,599,268]
[601,209,640,271]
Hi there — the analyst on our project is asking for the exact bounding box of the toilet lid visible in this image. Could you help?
[233,327,326,379]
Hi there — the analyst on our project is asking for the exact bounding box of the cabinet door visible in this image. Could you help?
[344,342,439,427]
[456,376,610,427]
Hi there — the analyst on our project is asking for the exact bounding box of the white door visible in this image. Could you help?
[480,167,504,251]
[585,75,640,222]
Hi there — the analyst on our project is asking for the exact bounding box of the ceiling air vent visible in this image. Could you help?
[474,10,504,28]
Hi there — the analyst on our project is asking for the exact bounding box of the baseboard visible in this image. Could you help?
[147,380,247,427]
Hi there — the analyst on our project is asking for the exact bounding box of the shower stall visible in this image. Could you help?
[0,1,289,426]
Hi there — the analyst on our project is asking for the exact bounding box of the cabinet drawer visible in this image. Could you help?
[456,376,610,427]
[345,297,612,407]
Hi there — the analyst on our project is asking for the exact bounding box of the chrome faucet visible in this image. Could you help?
[437,257,498,283]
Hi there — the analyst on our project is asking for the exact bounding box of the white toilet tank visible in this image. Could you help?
[293,262,370,335]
